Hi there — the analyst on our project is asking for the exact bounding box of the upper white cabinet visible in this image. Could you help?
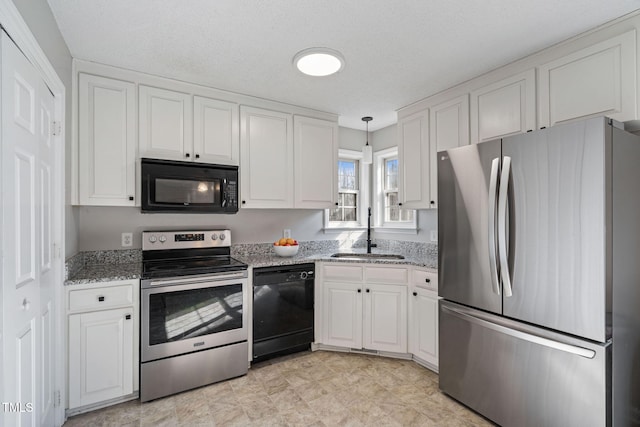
[428,94,470,208]
[397,109,430,209]
[294,116,338,209]
[538,30,637,128]
[139,85,193,161]
[193,96,239,165]
[470,69,536,144]
[78,73,136,206]
[240,106,294,208]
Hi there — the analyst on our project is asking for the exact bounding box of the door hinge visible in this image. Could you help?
[52,121,62,136]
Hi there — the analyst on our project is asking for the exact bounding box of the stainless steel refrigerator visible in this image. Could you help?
[438,117,640,426]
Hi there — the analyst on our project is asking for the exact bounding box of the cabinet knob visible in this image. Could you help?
[366,289,370,293]
[125,314,131,320]
[195,154,200,159]
[335,202,339,206]
[98,296,105,302]
[357,289,362,293]
[430,201,435,205]
[425,278,431,283]
[398,203,403,206]
[128,196,134,201]
[242,200,246,205]
[185,153,190,158]
[413,291,418,296]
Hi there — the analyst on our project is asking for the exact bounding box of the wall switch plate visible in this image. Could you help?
[121,232,133,247]
[430,230,438,242]
[283,229,291,238]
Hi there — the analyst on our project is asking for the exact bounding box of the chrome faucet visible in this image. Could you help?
[367,207,377,253]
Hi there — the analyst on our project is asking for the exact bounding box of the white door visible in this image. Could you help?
[1,32,56,427]
[409,288,439,367]
[322,282,362,348]
[363,284,407,353]
[68,308,134,408]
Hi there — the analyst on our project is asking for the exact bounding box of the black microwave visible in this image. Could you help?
[141,158,239,213]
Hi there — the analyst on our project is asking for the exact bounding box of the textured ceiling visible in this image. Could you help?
[47,0,640,131]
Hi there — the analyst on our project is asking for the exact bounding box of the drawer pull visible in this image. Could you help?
[125,314,131,320]
[98,296,105,302]
[366,289,370,293]
[357,289,361,293]
[413,291,418,296]
[425,278,431,283]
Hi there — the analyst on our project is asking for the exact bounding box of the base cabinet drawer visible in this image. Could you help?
[68,283,134,312]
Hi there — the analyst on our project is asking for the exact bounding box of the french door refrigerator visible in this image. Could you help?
[438,117,640,427]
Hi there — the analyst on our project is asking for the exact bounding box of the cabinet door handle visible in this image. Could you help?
[125,314,131,320]
[195,154,200,159]
[425,278,430,283]
[185,153,190,158]
[98,296,105,302]
[398,203,403,206]
[128,196,134,201]
[357,289,361,293]
[242,200,246,205]
[430,201,435,205]
[413,291,418,296]
[335,202,339,206]
[365,289,370,293]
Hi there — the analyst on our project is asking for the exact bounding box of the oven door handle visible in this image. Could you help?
[146,272,247,287]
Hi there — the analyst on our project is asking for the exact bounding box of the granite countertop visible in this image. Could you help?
[65,263,142,286]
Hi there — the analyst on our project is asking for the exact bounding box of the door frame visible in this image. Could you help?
[0,1,66,425]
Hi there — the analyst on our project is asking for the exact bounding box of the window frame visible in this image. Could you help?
[324,149,369,230]
[373,147,417,232]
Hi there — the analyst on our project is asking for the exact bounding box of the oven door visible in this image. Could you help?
[141,272,248,362]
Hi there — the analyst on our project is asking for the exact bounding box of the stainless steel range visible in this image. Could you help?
[140,229,249,402]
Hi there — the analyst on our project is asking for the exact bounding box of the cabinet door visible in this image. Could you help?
[538,30,636,128]
[78,74,136,206]
[470,69,536,144]
[68,307,134,408]
[397,110,430,209]
[409,288,439,368]
[193,96,239,165]
[139,85,193,161]
[363,284,407,353]
[322,282,362,348]
[240,106,293,208]
[429,94,470,208]
[294,116,338,208]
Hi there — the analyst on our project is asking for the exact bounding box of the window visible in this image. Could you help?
[325,149,368,229]
[374,147,416,230]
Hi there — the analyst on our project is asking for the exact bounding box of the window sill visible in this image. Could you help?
[373,226,419,235]
[323,226,366,234]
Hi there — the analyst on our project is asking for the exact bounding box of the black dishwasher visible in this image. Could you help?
[252,263,314,362]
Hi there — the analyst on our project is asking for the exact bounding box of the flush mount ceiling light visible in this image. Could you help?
[293,48,345,77]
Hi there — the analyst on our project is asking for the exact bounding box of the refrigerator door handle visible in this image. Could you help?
[498,156,513,297]
[441,304,597,359]
[488,157,501,295]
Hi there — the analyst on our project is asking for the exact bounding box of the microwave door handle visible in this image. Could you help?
[221,178,227,207]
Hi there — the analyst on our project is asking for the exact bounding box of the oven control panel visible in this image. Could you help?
[142,230,231,250]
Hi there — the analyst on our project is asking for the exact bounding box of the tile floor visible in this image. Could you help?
[63,350,494,426]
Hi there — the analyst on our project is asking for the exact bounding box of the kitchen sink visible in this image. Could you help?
[330,253,405,260]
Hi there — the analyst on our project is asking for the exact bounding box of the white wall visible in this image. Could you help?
[11,0,79,257]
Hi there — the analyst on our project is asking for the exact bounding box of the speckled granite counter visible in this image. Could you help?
[65,239,437,285]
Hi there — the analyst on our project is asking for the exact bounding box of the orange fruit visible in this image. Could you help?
[286,238,295,245]
[278,238,287,245]
[274,241,280,246]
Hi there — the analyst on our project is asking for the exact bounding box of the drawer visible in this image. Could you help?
[322,264,363,282]
[364,266,408,284]
[413,269,438,291]
[68,283,134,312]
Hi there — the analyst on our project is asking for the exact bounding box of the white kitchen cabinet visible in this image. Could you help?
[538,30,637,129]
[78,73,136,206]
[139,85,193,161]
[294,116,338,208]
[428,94,470,208]
[470,69,536,144]
[397,109,430,209]
[320,264,408,354]
[240,106,294,208]
[193,95,239,165]
[409,269,439,369]
[67,280,139,411]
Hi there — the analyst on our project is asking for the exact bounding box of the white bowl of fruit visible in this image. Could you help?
[273,238,299,257]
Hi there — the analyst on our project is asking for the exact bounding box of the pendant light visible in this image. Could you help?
[362,116,373,164]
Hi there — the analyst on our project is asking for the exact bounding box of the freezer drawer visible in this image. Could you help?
[439,301,610,427]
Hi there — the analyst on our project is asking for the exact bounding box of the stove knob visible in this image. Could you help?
[219,233,226,241]
[149,235,157,243]
[211,233,218,240]
[159,235,167,243]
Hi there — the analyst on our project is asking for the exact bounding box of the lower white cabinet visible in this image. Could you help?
[67,280,139,410]
[321,264,408,354]
[409,269,439,369]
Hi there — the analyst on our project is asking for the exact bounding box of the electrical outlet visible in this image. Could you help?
[121,232,133,247]
[430,230,438,242]
[283,229,291,238]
